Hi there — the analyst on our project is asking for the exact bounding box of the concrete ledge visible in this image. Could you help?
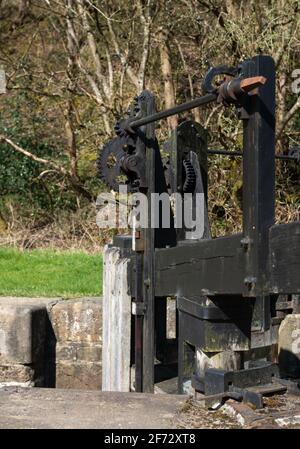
[0,387,186,429]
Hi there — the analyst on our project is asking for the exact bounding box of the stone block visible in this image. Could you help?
[0,302,46,365]
[0,364,35,386]
[56,342,102,362]
[278,314,300,378]
[47,298,102,344]
[55,361,102,390]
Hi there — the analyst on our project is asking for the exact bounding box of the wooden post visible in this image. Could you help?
[242,56,276,340]
[102,243,132,392]
[142,91,159,392]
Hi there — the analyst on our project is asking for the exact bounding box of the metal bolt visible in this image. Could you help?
[244,276,256,290]
[240,237,251,251]
[144,278,150,288]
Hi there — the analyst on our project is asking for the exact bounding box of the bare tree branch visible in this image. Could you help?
[107,18,140,89]
[136,0,152,90]
[65,0,111,134]
[276,95,300,141]
[0,134,94,201]
[77,0,112,101]
[159,28,178,130]
[0,134,67,174]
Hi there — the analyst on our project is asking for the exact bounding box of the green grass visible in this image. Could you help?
[0,247,102,297]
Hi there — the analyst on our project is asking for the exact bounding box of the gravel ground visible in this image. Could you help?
[174,398,242,429]
[174,393,300,429]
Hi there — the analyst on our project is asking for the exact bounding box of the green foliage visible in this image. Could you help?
[0,94,80,217]
[0,139,49,195]
[0,0,299,246]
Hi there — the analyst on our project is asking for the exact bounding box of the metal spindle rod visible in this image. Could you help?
[208,149,243,157]
[127,88,298,163]
[129,76,267,130]
[130,93,217,129]
[208,148,298,161]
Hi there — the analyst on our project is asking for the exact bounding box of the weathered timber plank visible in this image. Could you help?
[155,234,245,296]
[142,91,157,393]
[102,246,132,392]
[270,222,300,294]
[242,55,276,297]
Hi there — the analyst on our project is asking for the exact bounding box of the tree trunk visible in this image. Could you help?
[64,100,77,179]
[159,29,178,130]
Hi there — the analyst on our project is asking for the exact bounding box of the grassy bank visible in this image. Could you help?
[0,247,102,297]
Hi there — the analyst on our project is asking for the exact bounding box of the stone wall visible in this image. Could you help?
[48,298,102,389]
[0,297,102,390]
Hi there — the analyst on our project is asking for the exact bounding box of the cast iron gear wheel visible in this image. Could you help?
[114,98,141,138]
[97,137,136,192]
[182,159,196,193]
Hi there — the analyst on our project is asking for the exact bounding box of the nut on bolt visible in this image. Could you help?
[240,237,251,251]
[144,278,151,288]
[218,76,267,105]
[244,276,256,290]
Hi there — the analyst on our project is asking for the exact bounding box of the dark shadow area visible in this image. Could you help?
[279,348,300,379]
[154,363,178,384]
[43,312,57,387]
